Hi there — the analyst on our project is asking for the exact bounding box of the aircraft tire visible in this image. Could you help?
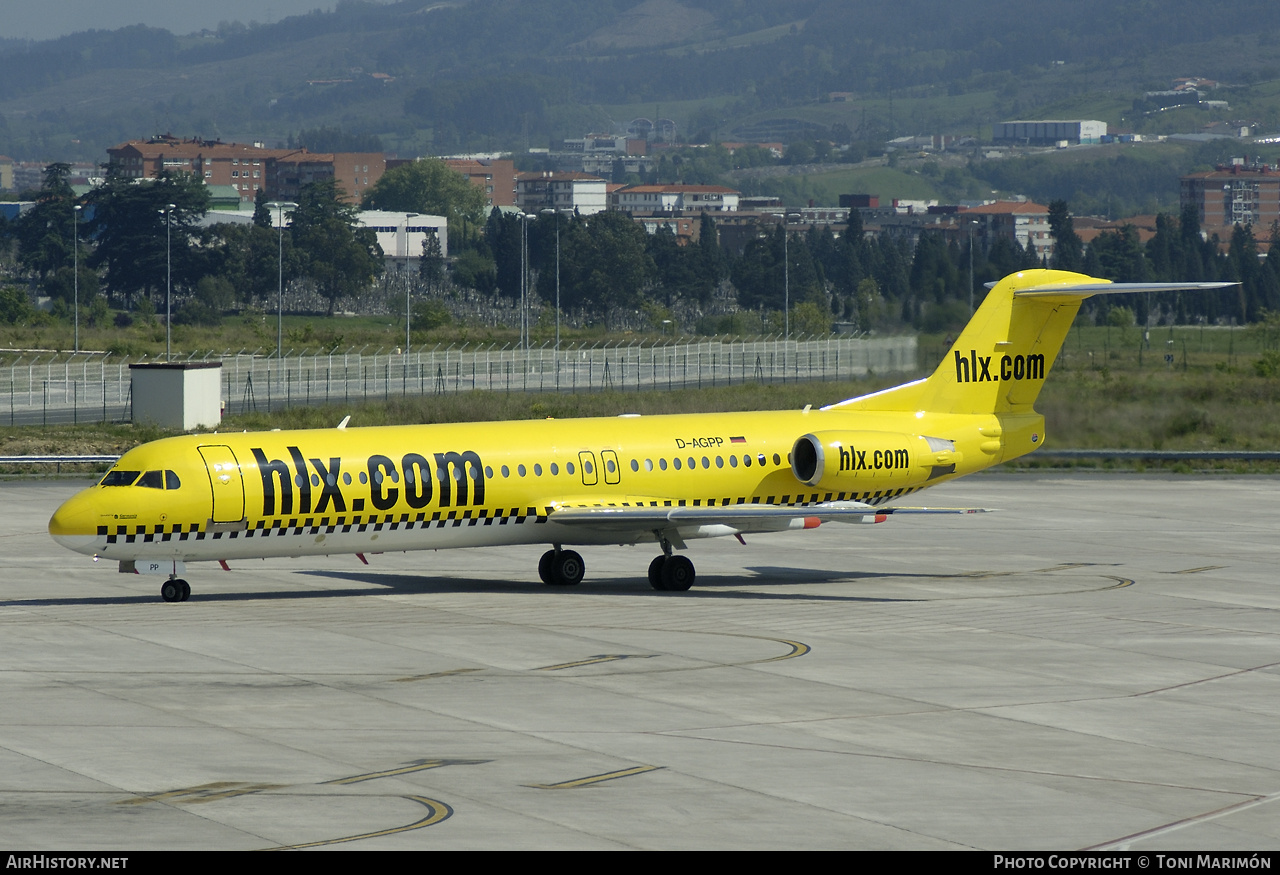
[550,550,584,586]
[161,580,182,602]
[660,555,695,592]
[177,580,191,602]
[648,556,668,590]
[538,550,556,585]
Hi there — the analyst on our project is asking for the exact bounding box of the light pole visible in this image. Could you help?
[402,213,420,352]
[967,218,980,314]
[518,212,532,349]
[159,203,176,361]
[266,201,297,359]
[72,203,82,353]
[782,212,801,339]
[539,208,562,351]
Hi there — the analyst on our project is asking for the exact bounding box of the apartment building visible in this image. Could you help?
[515,171,607,215]
[442,158,515,207]
[106,136,387,203]
[1181,161,1280,232]
[612,184,740,214]
[963,201,1054,259]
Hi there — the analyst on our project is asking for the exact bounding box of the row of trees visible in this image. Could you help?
[3,164,383,322]
[1049,200,1280,326]
[459,200,1280,334]
[457,206,1046,334]
[5,159,1280,337]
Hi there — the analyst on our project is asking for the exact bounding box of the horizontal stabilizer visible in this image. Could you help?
[984,280,1237,297]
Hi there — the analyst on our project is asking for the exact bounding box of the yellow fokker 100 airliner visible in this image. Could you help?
[49,269,1230,601]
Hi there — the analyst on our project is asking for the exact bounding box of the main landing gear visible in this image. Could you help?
[647,554,695,591]
[161,578,191,602]
[536,542,695,591]
[539,548,585,586]
[647,537,695,592]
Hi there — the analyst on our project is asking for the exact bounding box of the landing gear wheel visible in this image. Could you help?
[660,555,695,592]
[161,580,182,602]
[538,550,556,584]
[648,555,669,591]
[550,550,584,586]
[177,580,191,602]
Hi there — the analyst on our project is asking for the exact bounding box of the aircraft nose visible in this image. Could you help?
[49,490,101,553]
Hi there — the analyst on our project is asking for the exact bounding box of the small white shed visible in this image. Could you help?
[129,362,223,430]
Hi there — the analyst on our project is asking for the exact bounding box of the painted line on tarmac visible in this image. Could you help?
[740,636,810,663]
[1087,789,1280,851]
[265,794,454,849]
[118,781,284,805]
[1166,565,1227,574]
[957,562,1110,579]
[535,654,658,671]
[324,758,490,785]
[390,667,484,683]
[525,765,663,790]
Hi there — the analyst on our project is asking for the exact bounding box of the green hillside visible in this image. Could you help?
[1,0,1280,161]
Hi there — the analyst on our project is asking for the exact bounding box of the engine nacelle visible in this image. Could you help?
[791,430,960,491]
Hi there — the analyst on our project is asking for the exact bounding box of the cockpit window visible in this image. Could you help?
[165,470,181,490]
[100,470,140,487]
[136,471,164,489]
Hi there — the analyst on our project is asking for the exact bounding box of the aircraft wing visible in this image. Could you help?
[546,500,988,541]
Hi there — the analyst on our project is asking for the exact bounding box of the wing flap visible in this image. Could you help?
[546,501,990,538]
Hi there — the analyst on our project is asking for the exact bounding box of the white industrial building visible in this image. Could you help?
[992,120,1107,146]
[357,211,448,265]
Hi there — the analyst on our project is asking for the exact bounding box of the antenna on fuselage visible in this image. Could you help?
[336,415,350,430]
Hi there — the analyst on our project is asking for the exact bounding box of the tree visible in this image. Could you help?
[200,220,299,307]
[645,225,714,305]
[362,158,486,245]
[420,232,446,294]
[85,168,210,308]
[556,211,653,314]
[698,213,725,288]
[451,248,497,295]
[14,163,79,286]
[484,207,523,300]
[730,226,782,312]
[0,285,32,324]
[1090,225,1149,283]
[1048,200,1083,272]
[291,179,383,315]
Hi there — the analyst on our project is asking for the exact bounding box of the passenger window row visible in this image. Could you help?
[633,453,781,472]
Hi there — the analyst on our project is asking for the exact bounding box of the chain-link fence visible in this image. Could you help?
[2,335,917,426]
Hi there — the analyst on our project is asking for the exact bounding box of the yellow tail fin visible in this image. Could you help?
[834,269,1236,416]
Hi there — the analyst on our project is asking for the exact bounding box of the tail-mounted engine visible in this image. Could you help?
[790,431,960,491]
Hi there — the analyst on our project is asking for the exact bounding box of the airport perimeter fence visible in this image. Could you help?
[2,335,918,427]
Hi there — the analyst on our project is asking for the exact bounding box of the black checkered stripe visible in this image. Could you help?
[98,506,552,543]
[591,487,919,509]
[97,487,923,544]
